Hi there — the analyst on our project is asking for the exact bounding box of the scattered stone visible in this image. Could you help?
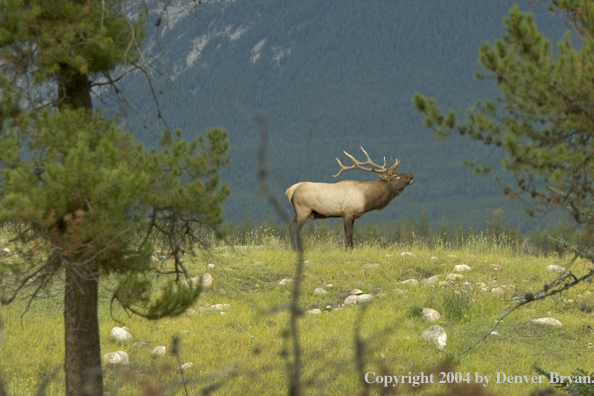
[2,248,9,254]
[547,265,566,274]
[454,264,471,272]
[344,291,374,305]
[532,318,563,327]
[181,362,193,372]
[446,274,463,281]
[279,278,292,285]
[566,299,574,304]
[421,325,447,350]
[491,287,505,297]
[401,252,415,257]
[303,261,310,264]
[476,282,487,288]
[207,263,215,269]
[306,308,322,314]
[401,279,419,286]
[326,284,334,288]
[211,304,230,311]
[422,308,441,322]
[490,331,501,337]
[362,263,380,269]
[109,327,133,343]
[356,294,374,303]
[314,288,327,295]
[151,346,166,358]
[325,305,332,311]
[480,287,488,293]
[201,273,214,289]
[102,351,129,365]
[424,275,440,286]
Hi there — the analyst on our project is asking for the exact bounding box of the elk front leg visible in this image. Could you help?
[343,217,355,249]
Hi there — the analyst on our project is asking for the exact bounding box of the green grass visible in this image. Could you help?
[1,237,593,395]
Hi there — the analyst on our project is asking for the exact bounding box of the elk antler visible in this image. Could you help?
[333,147,400,178]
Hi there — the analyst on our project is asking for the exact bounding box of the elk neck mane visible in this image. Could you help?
[361,179,405,211]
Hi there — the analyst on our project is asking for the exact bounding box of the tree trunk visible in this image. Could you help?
[64,264,103,396]
[58,68,92,110]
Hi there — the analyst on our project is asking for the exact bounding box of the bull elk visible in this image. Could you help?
[285,147,414,249]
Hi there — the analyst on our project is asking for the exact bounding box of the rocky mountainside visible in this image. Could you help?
[113,0,567,230]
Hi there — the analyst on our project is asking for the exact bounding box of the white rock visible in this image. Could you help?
[480,287,488,293]
[424,275,440,286]
[356,294,374,303]
[151,346,166,358]
[109,327,133,343]
[349,289,365,295]
[279,278,293,285]
[532,318,563,327]
[314,288,327,295]
[201,273,214,288]
[446,274,463,281]
[422,308,441,322]
[326,284,334,288]
[454,264,471,272]
[344,295,359,305]
[2,248,9,254]
[362,263,380,269]
[491,287,505,297]
[401,279,419,285]
[207,263,215,269]
[306,308,322,314]
[490,331,501,336]
[181,362,193,371]
[102,351,129,365]
[547,265,566,274]
[421,325,447,350]
[401,252,415,257]
[211,304,230,311]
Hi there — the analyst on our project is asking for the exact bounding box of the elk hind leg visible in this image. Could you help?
[289,212,309,251]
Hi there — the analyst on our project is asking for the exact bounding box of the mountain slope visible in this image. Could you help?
[115,0,568,230]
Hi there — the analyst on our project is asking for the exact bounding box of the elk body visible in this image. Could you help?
[286,147,414,249]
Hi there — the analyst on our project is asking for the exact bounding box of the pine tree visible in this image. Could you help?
[0,1,229,394]
[414,1,594,245]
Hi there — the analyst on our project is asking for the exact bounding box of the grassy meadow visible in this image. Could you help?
[1,235,593,395]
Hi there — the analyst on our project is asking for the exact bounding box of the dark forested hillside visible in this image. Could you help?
[107,0,567,230]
